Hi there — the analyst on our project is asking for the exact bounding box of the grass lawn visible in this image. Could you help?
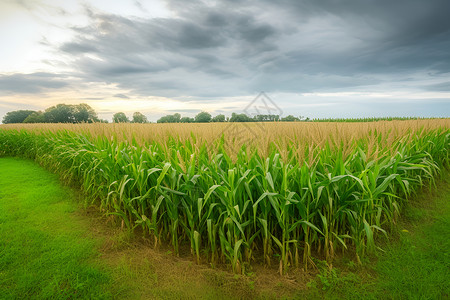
[0,157,112,299]
[1,156,449,299]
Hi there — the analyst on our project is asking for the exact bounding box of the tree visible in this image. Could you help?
[211,114,226,122]
[157,115,169,123]
[195,111,212,123]
[2,110,35,124]
[23,111,45,123]
[180,117,194,123]
[44,104,76,123]
[73,103,99,123]
[113,112,129,123]
[157,114,182,123]
[280,115,300,122]
[229,113,252,122]
[2,103,101,124]
[132,112,148,123]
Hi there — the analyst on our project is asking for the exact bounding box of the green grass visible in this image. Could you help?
[0,157,113,299]
[373,174,450,299]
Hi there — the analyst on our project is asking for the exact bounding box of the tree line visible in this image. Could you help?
[1,104,146,124]
[156,112,308,123]
[2,103,307,124]
[2,104,102,124]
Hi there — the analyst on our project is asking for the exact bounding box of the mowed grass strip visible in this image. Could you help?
[0,157,112,299]
[372,173,450,299]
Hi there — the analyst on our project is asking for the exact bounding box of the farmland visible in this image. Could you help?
[0,120,449,276]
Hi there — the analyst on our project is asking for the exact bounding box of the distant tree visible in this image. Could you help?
[180,117,194,123]
[157,114,182,123]
[2,110,35,124]
[23,111,45,123]
[195,111,212,123]
[254,114,264,122]
[73,103,99,123]
[157,115,169,123]
[113,112,129,123]
[44,104,76,123]
[132,112,148,123]
[229,113,252,122]
[211,114,226,122]
[3,104,101,124]
[280,115,300,122]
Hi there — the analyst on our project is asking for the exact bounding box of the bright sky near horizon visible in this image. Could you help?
[0,0,449,122]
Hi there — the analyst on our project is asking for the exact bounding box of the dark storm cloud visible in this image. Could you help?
[0,73,68,94]
[277,0,450,42]
[265,0,450,73]
[50,0,450,98]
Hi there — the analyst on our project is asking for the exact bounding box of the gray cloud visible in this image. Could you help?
[113,93,130,99]
[31,0,450,101]
[424,81,450,91]
[60,42,98,53]
[0,73,68,94]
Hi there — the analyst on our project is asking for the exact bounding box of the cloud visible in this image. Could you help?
[113,93,130,99]
[0,72,68,94]
[2,0,448,122]
[424,81,450,91]
[44,0,448,101]
[52,2,287,97]
[60,42,98,53]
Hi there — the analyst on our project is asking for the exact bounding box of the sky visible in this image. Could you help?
[0,0,449,122]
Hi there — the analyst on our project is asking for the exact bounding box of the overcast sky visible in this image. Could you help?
[0,0,449,122]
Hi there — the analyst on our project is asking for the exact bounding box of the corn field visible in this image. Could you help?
[0,120,448,274]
